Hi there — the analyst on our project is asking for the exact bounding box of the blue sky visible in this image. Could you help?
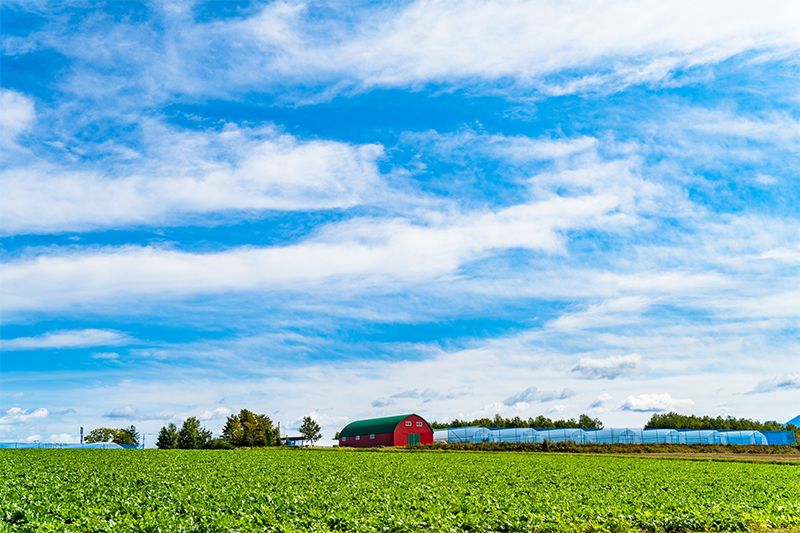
[1,0,799,445]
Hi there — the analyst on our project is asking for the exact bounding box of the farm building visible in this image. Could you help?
[339,414,433,447]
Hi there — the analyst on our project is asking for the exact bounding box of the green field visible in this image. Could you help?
[1,449,799,532]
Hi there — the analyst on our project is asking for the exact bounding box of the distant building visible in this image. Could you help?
[339,414,433,447]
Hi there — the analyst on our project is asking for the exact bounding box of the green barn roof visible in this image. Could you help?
[339,414,428,438]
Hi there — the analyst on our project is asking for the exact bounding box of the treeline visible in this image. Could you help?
[156,410,279,449]
[645,411,799,441]
[431,414,603,430]
[154,410,322,449]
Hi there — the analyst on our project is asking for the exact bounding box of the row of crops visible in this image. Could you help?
[1,448,799,532]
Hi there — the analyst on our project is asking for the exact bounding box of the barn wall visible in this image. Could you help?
[393,414,434,446]
[339,432,393,447]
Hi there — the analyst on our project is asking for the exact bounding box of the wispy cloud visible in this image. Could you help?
[103,405,139,419]
[3,329,132,350]
[370,397,394,408]
[572,353,644,379]
[747,374,800,394]
[20,1,800,102]
[503,386,576,406]
[91,352,120,360]
[102,405,171,421]
[1,123,384,236]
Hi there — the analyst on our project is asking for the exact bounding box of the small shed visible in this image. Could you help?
[339,414,433,448]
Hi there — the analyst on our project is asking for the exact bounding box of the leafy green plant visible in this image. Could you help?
[1,449,798,532]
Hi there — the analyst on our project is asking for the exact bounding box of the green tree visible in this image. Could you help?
[332,431,340,440]
[178,417,212,449]
[84,428,117,444]
[299,416,321,444]
[84,426,140,446]
[221,415,244,445]
[578,414,604,429]
[117,425,140,446]
[221,409,275,447]
[529,416,555,428]
[156,423,179,449]
[553,418,579,428]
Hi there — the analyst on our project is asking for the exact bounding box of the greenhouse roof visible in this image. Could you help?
[340,414,428,438]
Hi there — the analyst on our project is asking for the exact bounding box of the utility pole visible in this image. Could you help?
[80,427,83,445]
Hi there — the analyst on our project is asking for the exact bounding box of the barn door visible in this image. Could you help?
[408,433,420,446]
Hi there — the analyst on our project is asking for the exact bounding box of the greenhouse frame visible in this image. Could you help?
[432,427,795,445]
[0,442,137,449]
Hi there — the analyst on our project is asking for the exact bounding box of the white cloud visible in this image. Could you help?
[503,386,576,406]
[618,393,694,412]
[370,397,394,408]
[0,408,49,424]
[588,393,613,409]
[10,392,26,399]
[1,124,384,235]
[103,405,139,419]
[48,433,80,444]
[238,0,800,94]
[3,329,131,350]
[18,1,800,110]
[292,411,350,431]
[572,353,644,379]
[388,386,473,401]
[91,352,120,360]
[748,374,800,394]
[0,89,35,142]
[1,186,639,313]
[548,297,653,331]
[24,434,43,443]
[199,407,232,421]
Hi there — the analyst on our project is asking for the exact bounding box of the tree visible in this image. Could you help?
[529,416,555,428]
[332,431,340,440]
[117,425,140,446]
[178,417,212,449]
[84,428,117,444]
[578,414,604,429]
[221,409,276,447]
[553,418,579,428]
[221,415,244,446]
[156,423,179,449]
[84,426,140,446]
[299,416,321,445]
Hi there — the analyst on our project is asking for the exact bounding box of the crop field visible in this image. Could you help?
[1,449,799,533]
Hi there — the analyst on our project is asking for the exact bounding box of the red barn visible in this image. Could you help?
[338,414,433,447]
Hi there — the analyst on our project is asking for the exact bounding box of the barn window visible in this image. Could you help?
[416,422,423,427]
[405,421,411,426]
[342,437,346,441]
[370,434,375,439]
[355,435,360,441]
